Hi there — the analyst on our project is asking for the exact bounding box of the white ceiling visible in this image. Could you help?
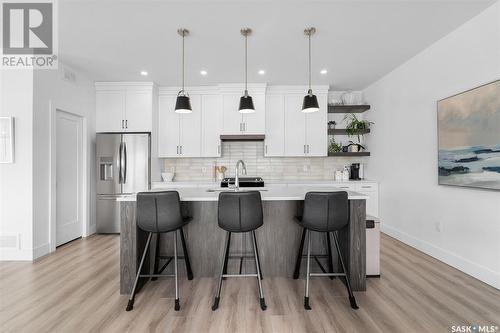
[59,0,496,89]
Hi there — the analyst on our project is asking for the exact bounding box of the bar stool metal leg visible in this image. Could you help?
[174,230,180,311]
[252,231,266,310]
[293,228,306,279]
[152,233,160,281]
[212,231,230,311]
[222,232,232,278]
[126,232,153,311]
[304,230,312,310]
[332,231,359,310]
[254,233,263,280]
[326,232,334,280]
[179,227,193,280]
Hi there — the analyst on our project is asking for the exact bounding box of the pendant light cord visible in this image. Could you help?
[182,33,185,92]
[244,33,248,95]
[308,32,312,93]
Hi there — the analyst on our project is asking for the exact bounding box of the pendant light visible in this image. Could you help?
[175,28,192,113]
[302,27,319,113]
[238,28,255,113]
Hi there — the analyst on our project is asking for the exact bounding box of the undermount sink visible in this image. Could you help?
[206,187,268,193]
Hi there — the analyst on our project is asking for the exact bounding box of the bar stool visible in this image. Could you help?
[212,191,267,311]
[126,191,193,312]
[293,191,359,310]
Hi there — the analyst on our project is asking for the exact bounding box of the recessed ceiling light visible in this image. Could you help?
[320,69,328,75]
[258,69,266,75]
[140,71,148,76]
[200,70,208,76]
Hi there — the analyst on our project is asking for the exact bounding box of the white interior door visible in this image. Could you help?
[56,110,83,246]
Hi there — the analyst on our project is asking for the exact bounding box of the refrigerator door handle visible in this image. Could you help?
[123,142,127,184]
[118,142,123,184]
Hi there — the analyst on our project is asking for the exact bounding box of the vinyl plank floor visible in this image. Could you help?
[0,233,499,333]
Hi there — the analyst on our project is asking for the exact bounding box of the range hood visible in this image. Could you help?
[220,134,265,141]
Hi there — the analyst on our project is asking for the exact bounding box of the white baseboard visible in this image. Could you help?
[33,243,51,260]
[381,224,500,290]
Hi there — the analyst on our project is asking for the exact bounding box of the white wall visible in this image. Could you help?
[33,65,96,258]
[364,2,500,288]
[0,70,35,260]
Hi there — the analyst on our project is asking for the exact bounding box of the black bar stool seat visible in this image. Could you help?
[293,191,359,310]
[212,191,267,311]
[126,191,194,312]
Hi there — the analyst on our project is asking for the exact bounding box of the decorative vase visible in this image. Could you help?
[341,90,355,105]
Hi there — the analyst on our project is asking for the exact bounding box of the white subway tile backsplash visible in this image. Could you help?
[162,141,367,181]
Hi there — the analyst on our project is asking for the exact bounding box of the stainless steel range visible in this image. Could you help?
[220,177,265,187]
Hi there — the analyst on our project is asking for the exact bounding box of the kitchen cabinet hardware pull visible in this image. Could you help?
[176,145,179,154]
[180,146,182,154]
[125,120,128,129]
[122,120,124,129]
[265,145,267,154]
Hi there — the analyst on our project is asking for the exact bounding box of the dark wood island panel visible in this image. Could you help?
[120,199,366,294]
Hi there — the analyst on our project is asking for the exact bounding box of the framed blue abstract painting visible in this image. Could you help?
[438,80,500,191]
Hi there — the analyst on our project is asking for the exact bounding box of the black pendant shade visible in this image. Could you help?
[239,94,255,114]
[302,90,319,113]
[175,94,192,113]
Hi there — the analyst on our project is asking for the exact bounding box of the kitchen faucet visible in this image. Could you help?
[234,160,247,190]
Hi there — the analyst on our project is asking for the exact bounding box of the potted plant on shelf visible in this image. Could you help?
[328,120,336,130]
[328,137,342,154]
[344,113,373,142]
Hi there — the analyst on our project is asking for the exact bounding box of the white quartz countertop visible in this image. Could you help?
[117,185,368,202]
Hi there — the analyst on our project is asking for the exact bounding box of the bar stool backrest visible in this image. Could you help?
[136,191,184,233]
[218,191,263,232]
[302,191,349,232]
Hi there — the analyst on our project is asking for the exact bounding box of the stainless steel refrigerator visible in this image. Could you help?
[96,133,150,233]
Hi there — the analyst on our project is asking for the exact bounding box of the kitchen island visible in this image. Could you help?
[118,185,367,294]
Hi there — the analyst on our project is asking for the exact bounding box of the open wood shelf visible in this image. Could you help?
[328,152,371,157]
[328,128,370,135]
[328,105,371,113]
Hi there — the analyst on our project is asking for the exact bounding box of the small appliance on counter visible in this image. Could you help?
[349,163,364,180]
[221,177,264,188]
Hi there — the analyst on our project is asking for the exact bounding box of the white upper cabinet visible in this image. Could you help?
[222,94,242,134]
[158,95,179,157]
[220,84,266,135]
[179,95,202,157]
[269,86,329,157]
[95,83,154,133]
[201,94,223,157]
[305,96,328,156]
[157,87,217,158]
[125,90,153,132]
[265,94,285,156]
[96,90,124,132]
[284,94,307,156]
